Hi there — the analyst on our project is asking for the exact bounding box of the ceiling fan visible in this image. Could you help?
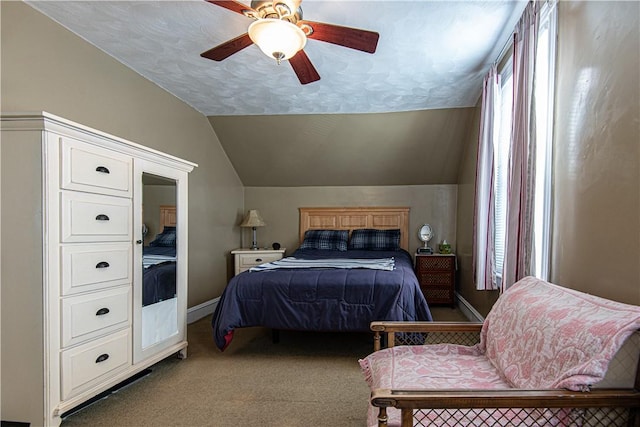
[200,0,380,84]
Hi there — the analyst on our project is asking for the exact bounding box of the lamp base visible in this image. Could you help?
[250,227,258,250]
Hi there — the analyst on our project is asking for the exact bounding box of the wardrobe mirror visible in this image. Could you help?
[141,172,178,350]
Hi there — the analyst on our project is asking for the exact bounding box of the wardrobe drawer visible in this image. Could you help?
[61,244,132,295]
[61,329,131,401]
[61,191,132,242]
[61,286,131,347]
[61,136,132,197]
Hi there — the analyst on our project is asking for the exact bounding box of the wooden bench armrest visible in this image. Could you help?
[370,321,484,351]
[371,321,483,333]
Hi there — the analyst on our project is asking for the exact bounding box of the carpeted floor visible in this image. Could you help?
[61,306,467,427]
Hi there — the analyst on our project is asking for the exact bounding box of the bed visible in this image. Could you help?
[142,206,177,347]
[143,205,177,267]
[212,207,433,351]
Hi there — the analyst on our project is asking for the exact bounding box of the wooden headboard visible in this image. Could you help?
[299,207,410,251]
[159,205,176,232]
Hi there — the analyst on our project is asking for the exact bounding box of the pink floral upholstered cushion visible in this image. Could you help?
[360,344,510,390]
[481,277,640,391]
[359,344,511,426]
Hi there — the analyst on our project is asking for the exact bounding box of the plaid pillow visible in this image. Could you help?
[299,229,349,251]
[149,226,177,247]
[348,229,401,251]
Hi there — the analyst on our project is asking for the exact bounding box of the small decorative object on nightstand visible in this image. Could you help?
[438,239,452,254]
[231,248,286,276]
[415,253,456,307]
[417,224,434,254]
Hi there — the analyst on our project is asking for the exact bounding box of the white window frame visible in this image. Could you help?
[532,0,557,281]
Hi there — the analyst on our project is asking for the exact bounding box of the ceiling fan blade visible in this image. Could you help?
[289,50,320,85]
[205,0,256,16]
[200,33,254,61]
[300,20,379,54]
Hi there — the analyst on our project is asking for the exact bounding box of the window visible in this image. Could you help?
[493,58,513,281]
[481,0,557,287]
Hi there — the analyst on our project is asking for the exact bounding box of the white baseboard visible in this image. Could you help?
[187,297,219,324]
[455,292,484,322]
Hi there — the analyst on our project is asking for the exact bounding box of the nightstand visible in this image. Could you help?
[415,253,456,307]
[231,248,286,275]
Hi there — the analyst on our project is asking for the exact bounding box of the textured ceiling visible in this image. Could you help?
[26,0,527,116]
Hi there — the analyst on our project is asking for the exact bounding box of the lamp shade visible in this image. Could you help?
[240,210,266,228]
[248,19,306,62]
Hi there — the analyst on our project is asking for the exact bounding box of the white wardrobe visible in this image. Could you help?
[1,112,196,426]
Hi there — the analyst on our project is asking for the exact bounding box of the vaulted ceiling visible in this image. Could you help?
[26,0,527,186]
[209,109,476,186]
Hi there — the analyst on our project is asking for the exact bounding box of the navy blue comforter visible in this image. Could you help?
[143,261,176,306]
[211,249,432,350]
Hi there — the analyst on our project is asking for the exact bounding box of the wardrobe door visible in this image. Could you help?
[132,159,189,364]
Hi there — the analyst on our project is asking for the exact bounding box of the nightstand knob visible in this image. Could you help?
[255,258,263,262]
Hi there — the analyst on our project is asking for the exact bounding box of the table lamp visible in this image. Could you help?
[240,209,266,250]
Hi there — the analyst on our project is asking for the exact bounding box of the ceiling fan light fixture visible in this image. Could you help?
[248,19,306,63]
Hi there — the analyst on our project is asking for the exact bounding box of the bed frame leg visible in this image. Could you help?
[272,329,280,344]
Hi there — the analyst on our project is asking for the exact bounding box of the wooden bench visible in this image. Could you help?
[360,277,640,426]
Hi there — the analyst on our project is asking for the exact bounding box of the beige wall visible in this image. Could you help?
[1,1,244,305]
[244,185,458,255]
[1,131,48,422]
[455,0,640,313]
[551,1,640,304]
[210,109,474,187]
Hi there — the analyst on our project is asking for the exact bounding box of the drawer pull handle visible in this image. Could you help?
[96,307,110,316]
[95,166,110,174]
[95,214,110,221]
[95,353,110,363]
[255,258,263,262]
[95,261,110,269]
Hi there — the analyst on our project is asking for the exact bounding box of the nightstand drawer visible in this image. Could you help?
[232,248,286,276]
[416,255,455,271]
[422,287,454,303]
[238,253,282,268]
[417,271,454,286]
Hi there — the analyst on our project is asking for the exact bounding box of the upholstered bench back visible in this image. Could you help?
[479,277,640,391]
[596,330,640,388]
